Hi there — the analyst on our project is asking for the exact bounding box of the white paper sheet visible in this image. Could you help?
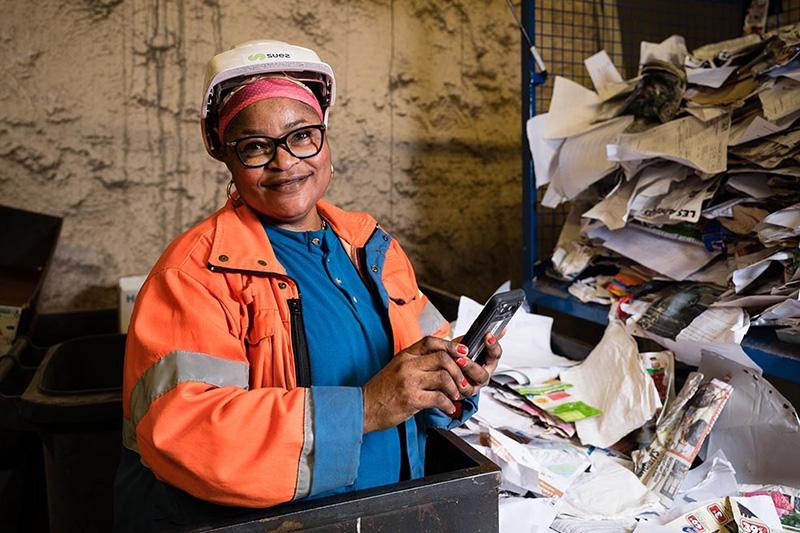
[733,495,784,530]
[753,296,800,326]
[685,258,731,287]
[581,177,637,230]
[625,320,761,370]
[726,173,774,198]
[472,388,547,439]
[607,114,730,174]
[675,307,750,345]
[729,109,800,145]
[630,174,718,225]
[640,35,687,66]
[679,450,739,503]
[560,321,661,449]
[691,34,761,61]
[755,202,800,244]
[759,77,800,121]
[527,113,564,189]
[499,495,560,533]
[712,293,787,308]
[479,424,591,497]
[548,116,634,202]
[558,453,663,520]
[686,65,737,88]
[551,518,638,533]
[542,77,602,139]
[587,225,717,281]
[584,50,624,101]
[701,197,757,220]
[453,295,576,369]
[700,351,800,486]
[628,164,692,206]
[731,250,792,293]
[685,105,729,122]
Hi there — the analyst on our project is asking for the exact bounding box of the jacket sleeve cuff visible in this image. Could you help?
[421,392,480,430]
[308,386,363,496]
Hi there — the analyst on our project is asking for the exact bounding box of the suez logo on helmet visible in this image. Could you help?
[247,53,291,61]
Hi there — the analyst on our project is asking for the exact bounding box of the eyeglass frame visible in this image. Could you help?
[224,124,327,168]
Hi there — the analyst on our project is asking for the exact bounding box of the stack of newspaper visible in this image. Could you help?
[528,26,800,347]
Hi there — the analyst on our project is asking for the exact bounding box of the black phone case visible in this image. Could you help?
[460,289,525,365]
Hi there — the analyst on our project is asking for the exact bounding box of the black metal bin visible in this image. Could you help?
[20,333,126,533]
[178,428,501,533]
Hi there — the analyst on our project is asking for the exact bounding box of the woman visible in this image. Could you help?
[114,40,502,531]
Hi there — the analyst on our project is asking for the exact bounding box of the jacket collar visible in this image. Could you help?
[207,197,378,275]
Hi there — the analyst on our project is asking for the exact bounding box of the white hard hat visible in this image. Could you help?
[200,40,336,159]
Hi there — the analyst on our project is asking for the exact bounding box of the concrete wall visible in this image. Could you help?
[0,0,523,311]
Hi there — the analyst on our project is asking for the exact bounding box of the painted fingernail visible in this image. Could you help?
[454,392,461,400]
[461,377,468,388]
[456,357,469,368]
[456,344,469,355]
[487,334,496,345]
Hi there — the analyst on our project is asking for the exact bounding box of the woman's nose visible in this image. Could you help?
[267,145,299,171]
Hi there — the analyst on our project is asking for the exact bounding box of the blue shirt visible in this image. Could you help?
[264,221,401,494]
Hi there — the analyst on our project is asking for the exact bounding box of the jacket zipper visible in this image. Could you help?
[287,297,312,387]
[209,263,312,388]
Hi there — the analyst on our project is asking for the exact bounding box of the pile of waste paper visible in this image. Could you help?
[527,25,800,347]
[451,286,799,532]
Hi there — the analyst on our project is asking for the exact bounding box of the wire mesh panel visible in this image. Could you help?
[527,0,800,268]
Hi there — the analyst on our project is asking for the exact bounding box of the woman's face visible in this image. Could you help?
[222,97,331,230]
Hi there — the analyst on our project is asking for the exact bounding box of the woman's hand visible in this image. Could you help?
[362,336,474,433]
[450,332,503,396]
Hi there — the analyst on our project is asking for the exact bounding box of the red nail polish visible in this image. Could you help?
[487,334,496,345]
[456,357,468,368]
[461,377,468,388]
[456,344,468,355]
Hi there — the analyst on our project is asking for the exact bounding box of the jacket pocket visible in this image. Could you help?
[246,308,277,346]
[381,264,418,306]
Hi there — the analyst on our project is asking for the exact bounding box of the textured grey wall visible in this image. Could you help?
[0,0,522,311]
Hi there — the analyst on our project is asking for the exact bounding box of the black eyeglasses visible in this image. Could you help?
[225,124,326,168]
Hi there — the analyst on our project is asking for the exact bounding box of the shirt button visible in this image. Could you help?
[382,234,389,241]
[257,259,267,266]
[278,282,287,289]
[218,254,229,262]
[311,238,321,246]
[371,264,379,273]
[335,277,342,285]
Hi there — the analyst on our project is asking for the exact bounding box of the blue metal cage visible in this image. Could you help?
[520,0,800,382]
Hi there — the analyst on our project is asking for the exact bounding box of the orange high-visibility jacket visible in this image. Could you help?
[121,198,465,509]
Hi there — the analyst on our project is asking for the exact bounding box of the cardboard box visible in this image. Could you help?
[118,275,147,333]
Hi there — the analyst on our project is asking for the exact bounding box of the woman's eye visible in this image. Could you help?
[241,140,269,153]
[289,130,311,143]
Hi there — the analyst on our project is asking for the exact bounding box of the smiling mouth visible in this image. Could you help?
[264,175,310,191]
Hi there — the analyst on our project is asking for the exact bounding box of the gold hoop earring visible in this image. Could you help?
[330,164,335,176]
[226,179,235,199]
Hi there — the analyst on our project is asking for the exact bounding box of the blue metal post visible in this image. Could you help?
[521,0,538,285]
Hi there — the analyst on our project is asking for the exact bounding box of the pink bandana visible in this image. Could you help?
[217,77,323,142]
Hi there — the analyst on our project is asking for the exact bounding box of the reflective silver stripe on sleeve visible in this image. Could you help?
[418,297,447,337]
[292,388,314,500]
[130,350,249,426]
[122,418,139,454]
